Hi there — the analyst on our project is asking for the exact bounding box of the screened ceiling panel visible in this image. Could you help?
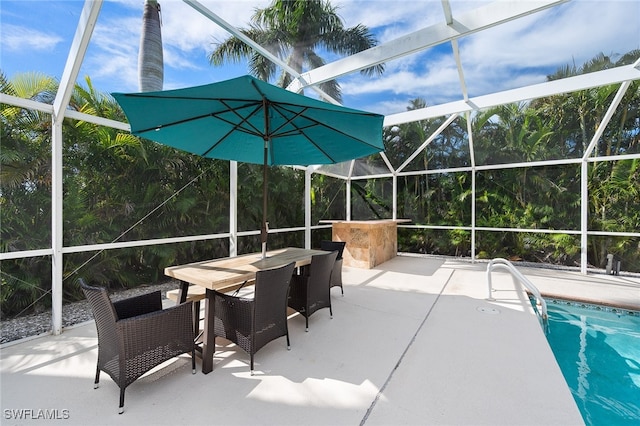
[351,157,391,177]
[315,162,353,178]
[391,115,471,172]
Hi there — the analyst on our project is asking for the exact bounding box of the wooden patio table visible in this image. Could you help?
[165,247,327,374]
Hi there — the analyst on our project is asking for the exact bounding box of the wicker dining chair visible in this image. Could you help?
[80,280,195,414]
[213,262,296,375]
[320,240,346,295]
[288,251,338,331]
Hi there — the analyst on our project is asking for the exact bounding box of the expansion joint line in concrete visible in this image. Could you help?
[359,271,454,425]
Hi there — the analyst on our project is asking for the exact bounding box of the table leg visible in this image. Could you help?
[177,281,201,345]
[177,281,189,303]
[201,288,215,374]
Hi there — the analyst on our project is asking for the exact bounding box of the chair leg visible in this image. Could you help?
[119,388,125,414]
[191,348,196,374]
[193,301,201,337]
[329,304,333,319]
[286,329,291,350]
[305,315,309,332]
[94,366,100,389]
[250,355,254,376]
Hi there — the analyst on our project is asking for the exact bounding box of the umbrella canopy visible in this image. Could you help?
[113,75,385,257]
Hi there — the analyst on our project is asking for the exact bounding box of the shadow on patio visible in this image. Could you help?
[5,255,636,425]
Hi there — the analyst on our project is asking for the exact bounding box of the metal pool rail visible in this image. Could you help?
[486,258,549,331]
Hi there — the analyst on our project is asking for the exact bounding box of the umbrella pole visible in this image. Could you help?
[261,137,268,260]
[261,98,270,260]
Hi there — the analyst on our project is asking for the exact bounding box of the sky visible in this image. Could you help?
[1,0,639,116]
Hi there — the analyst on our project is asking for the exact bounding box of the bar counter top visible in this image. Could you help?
[322,219,410,268]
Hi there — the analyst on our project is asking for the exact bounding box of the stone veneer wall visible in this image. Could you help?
[332,220,398,269]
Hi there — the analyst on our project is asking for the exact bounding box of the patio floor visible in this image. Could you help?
[2,255,639,425]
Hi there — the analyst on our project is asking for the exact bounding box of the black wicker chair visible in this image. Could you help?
[288,251,338,331]
[320,240,346,295]
[213,262,296,375]
[81,280,195,414]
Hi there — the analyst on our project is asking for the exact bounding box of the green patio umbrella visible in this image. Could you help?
[113,75,384,258]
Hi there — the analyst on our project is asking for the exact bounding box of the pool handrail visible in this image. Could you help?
[486,258,548,330]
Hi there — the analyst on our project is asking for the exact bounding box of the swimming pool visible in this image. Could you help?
[545,299,640,426]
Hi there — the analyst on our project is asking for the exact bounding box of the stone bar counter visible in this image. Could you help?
[320,220,410,269]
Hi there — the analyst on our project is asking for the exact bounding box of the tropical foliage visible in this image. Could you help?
[360,51,640,268]
[1,73,226,317]
[2,50,639,318]
[208,0,383,102]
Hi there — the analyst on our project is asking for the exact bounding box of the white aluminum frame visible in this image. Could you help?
[1,0,639,336]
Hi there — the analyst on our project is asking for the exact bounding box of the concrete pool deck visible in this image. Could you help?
[1,255,638,425]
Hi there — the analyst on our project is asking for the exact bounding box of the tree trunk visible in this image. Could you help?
[138,0,163,92]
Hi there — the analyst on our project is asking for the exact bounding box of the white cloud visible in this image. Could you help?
[374,98,416,115]
[454,0,640,96]
[498,3,633,63]
[0,24,63,52]
[336,0,496,43]
[79,0,276,90]
[340,47,462,114]
[78,14,140,92]
[337,0,437,41]
[338,0,640,111]
[6,0,635,110]
[161,0,272,51]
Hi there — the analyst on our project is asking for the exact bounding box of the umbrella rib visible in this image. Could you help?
[121,93,262,104]
[249,77,382,148]
[272,103,383,150]
[297,130,338,163]
[132,103,261,134]
[292,120,380,163]
[267,104,312,137]
[119,77,383,166]
[134,112,219,133]
[200,102,265,157]
[218,100,264,135]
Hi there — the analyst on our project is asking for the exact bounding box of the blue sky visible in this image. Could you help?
[1,0,639,116]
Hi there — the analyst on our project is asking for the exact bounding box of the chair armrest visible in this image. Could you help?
[117,301,195,356]
[213,290,254,307]
[113,290,163,319]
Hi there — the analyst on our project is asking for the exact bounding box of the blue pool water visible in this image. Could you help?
[545,299,640,426]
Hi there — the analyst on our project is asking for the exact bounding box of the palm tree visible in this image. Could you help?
[209,0,384,102]
[138,0,163,92]
[1,71,60,316]
[0,71,57,203]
